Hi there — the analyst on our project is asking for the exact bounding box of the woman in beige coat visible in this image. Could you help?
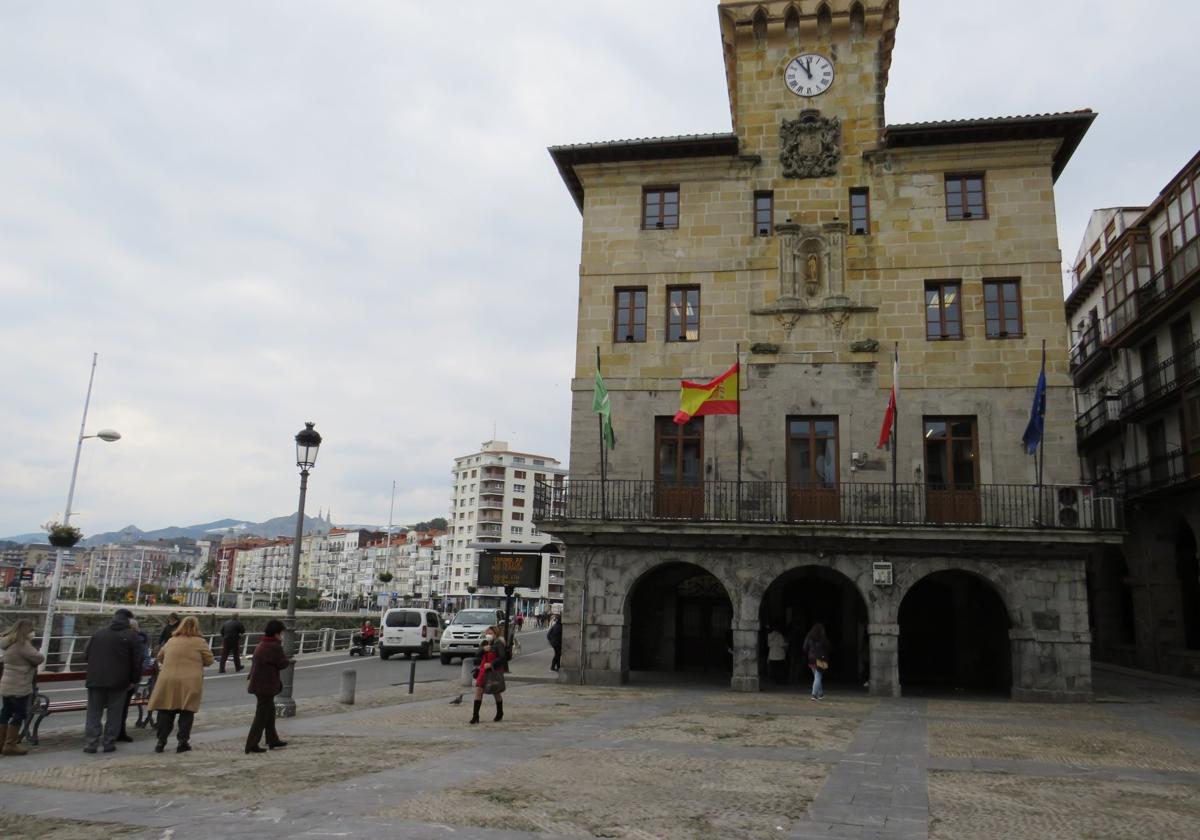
[0,619,45,756]
[148,616,213,753]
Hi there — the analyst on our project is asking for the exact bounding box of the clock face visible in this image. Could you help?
[785,54,835,97]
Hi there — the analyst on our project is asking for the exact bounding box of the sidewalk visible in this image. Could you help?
[1,668,1198,839]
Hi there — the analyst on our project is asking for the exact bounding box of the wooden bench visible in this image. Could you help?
[23,668,155,746]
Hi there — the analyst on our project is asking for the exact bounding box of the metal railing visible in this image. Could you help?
[1123,449,1189,496]
[1076,395,1122,443]
[1070,321,1103,372]
[36,627,359,673]
[534,479,1123,531]
[1119,337,1200,416]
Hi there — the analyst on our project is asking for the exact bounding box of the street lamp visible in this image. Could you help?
[276,421,322,718]
[40,352,120,662]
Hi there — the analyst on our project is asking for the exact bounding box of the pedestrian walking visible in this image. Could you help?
[218,613,246,673]
[469,626,506,725]
[244,619,290,754]
[116,619,152,743]
[514,612,524,633]
[157,612,181,650]
[0,619,45,756]
[149,615,214,753]
[803,623,830,701]
[766,624,788,685]
[81,608,142,754]
[547,614,563,671]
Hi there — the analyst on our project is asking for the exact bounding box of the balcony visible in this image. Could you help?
[480,480,505,493]
[478,511,503,523]
[1106,234,1200,347]
[1076,395,1123,448]
[479,495,504,510]
[1122,449,1191,498]
[534,479,1123,532]
[1069,321,1108,384]
[1119,337,1200,420]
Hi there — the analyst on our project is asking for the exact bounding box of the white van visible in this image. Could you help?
[379,608,443,660]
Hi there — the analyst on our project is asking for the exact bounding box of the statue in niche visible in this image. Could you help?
[805,253,820,297]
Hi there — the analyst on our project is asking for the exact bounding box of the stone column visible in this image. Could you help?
[868,623,900,697]
[730,620,760,692]
[1010,627,1093,703]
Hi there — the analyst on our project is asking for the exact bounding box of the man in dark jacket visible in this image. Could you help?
[219,613,246,673]
[547,614,563,672]
[81,608,141,753]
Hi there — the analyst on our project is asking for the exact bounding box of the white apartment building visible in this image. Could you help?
[445,439,567,612]
[231,538,293,600]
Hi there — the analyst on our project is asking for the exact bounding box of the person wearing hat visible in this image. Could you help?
[80,608,142,753]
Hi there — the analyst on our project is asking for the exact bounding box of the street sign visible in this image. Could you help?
[477,552,543,589]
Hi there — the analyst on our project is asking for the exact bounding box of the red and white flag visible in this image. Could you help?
[877,347,898,449]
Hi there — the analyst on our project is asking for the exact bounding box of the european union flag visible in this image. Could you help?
[1021,348,1047,455]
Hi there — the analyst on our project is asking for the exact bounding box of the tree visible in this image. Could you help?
[378,572,394,584]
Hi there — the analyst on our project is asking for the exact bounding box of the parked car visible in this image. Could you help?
[439,608,506,664]
[379,608,443,660]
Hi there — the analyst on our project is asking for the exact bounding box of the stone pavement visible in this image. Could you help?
[0,655,1198,839]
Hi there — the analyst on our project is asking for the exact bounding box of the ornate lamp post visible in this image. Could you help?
[276,421,321,718]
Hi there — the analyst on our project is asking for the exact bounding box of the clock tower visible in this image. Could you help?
[718,1,899,176]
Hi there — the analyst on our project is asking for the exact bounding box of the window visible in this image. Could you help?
[533,459,545,465]
[925,281,962,340]
[923,418,978,490]
[667,285,700,342]
[787,417,839,488]
[512,512,524,521]
[850,188,870,235]
[1104,220,1117,246]
[534,473,545,482]
[614,287,647,342]
[945,173,986,220]
[983,279,1022,338]
[512,456,526,464]
[512,498,525,507]
[754,191,773,236]
[511,526,523,535]
[513,470,526,479]
[470,469,476,478]
[513,484,526,493]
[643,186,679,229]
[1163,162,1200,277]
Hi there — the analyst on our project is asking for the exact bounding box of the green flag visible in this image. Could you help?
[593,367,616,449]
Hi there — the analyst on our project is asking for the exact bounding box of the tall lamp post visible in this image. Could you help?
[276,421,321,718]
[40,352,121,661]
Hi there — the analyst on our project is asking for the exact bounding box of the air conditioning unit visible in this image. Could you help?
[1051,484,1119,529]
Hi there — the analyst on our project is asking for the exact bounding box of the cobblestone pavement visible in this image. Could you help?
[0,657,1198,839]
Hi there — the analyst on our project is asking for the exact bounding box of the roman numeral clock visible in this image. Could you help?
[784,53,834,97]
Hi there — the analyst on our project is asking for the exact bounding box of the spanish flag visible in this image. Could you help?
[673,362,739,425]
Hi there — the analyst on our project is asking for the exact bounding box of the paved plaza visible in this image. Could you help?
[0,652,1198,839]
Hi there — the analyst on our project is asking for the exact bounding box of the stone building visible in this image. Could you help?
[1067,149,1200,679]
[539,0,1123,701]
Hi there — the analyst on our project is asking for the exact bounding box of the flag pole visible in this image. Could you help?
[596,346,607,520]
[891,342,899,524]
[1037,339,1046,490]
[736,343,743,521]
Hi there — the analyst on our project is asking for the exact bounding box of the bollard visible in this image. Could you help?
[408,659,416,694]
[339,669,357,705]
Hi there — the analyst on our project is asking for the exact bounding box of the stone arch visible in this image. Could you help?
[759,564,870,688]
[898,568,1013,694]
[849,1,866,39]
[623,560,736,678]
[752,7,768,47]
[816,3,832,38]
[785,4,801,38]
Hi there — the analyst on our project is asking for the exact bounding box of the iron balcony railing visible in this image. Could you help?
[1070,321,1103,372]
[1119,337,1200,417]
[1076,395,1122,444]
[534,479,1123,532]
[1123,449,1189,496]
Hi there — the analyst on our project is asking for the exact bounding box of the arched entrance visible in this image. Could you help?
[899,570,1011,694]
[628,563,733,676]
[759,566,868,689]
[1177,522,1200,649]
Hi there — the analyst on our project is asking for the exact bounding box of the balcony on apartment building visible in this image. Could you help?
[1076,394,1123,448]
[478,511,504,523]
[481,465,506,479]
[534,479,1123,533]
[1119,338,1200,421]
[1105,232,1200,348]
[1070,320,1109,385]
[1121,449,1193,498]
[478,523,503,537]
[480,480,506,493]
[479,493,505,510]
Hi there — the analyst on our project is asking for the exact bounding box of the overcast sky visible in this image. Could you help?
[1,1,1196,539]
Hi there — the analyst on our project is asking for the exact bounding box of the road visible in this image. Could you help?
[36,627,550,733]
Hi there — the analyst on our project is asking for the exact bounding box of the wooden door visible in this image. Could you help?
[787,417,840,521]
[655,416,704,518]
[924,418,981,524]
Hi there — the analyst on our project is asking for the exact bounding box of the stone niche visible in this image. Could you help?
[752,220,875,335]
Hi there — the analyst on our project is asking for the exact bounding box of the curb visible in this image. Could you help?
[1093,660,1200,690]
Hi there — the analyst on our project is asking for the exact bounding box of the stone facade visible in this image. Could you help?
[544,0,1121,700]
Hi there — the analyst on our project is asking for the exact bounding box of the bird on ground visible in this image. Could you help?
[448,694,464,705]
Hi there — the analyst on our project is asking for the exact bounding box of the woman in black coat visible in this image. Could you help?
[546,615,563,672]
[244,619,290,754]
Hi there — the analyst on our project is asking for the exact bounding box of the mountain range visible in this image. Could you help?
[2,513,349,547]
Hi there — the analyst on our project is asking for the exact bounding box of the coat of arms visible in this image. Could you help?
[780,109,841,179]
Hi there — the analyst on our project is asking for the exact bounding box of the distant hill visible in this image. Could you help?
[3,514,333,546]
